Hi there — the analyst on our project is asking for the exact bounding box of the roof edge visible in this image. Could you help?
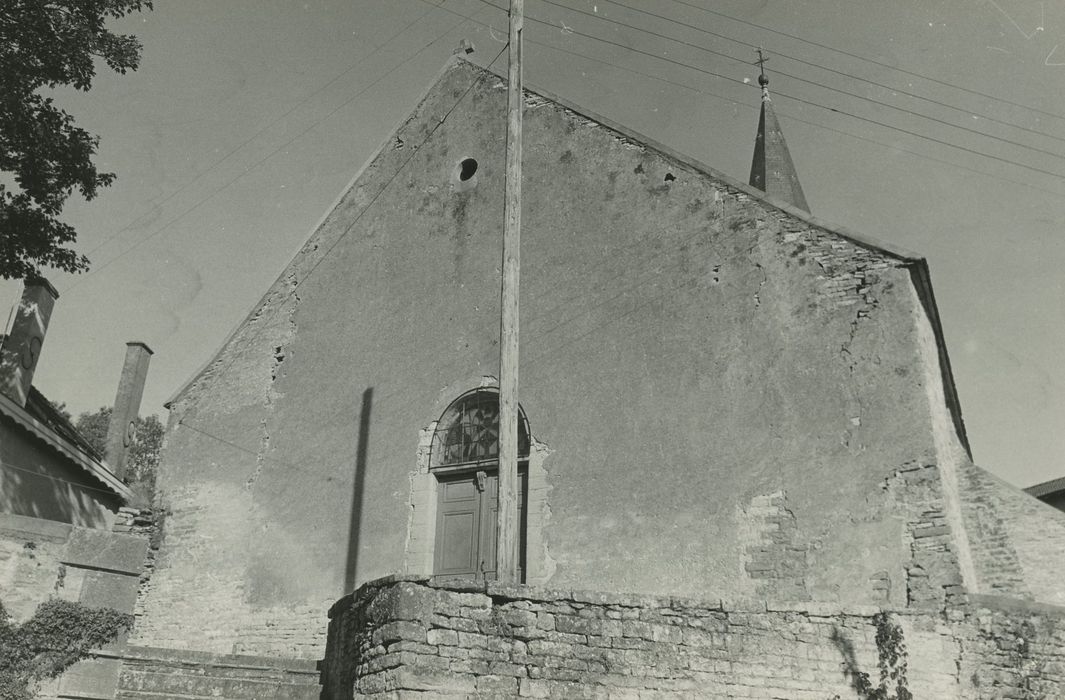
[469,59,975,455]
[0,392,133,501]
[164,56,962,449]
[165,56,471,409]
[472,57,926,264]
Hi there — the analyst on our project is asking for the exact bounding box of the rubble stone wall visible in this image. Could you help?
[322,576,1065,699]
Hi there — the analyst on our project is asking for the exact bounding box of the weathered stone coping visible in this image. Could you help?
[330,574,902,621]
[97,644,320,672]
[334,575,1065,621]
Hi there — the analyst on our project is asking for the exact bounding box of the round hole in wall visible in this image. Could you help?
[458,158,478,182]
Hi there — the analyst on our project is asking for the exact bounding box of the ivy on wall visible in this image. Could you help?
[833,612,912,700]
[0,598,132,700]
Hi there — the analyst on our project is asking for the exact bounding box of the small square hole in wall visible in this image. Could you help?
[452,157,478,192]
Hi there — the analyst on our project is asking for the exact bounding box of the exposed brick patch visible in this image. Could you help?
[114,506,164,625]
[869,570,892,603]
[781,224,895,314]
[883,462,967,608]
[739,491,810,601]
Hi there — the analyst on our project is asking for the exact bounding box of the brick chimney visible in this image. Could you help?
[0,278,59,407]
[105,341,153,479]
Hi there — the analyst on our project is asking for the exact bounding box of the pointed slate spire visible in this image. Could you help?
[748,56,810,213]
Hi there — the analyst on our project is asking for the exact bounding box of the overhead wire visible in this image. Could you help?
[465,0,1065,182]
[173,0,1065,431]
[64,5,481,293]
[419,0,1065,202]
[667,0,1065,124]
[544,0,1065,153]
[76,2,445,266]
[0,459,128,498]
[174,41,513,443]
[69,0,1065,297]
[171,227,769,468]
[22,5,1064,486]
[165,3,1065,475]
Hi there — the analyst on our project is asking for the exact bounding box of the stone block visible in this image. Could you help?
[487,660,528,677]
[63,529,147,574]
[622,620,655,640]
[450,658,490,675]
[503,608,539,628]
[426,627,459,646]
[371,620,426,646]
[394,666,476,693]
[555,615,603,636]
[78,569,140,613]
[57,657,120,698]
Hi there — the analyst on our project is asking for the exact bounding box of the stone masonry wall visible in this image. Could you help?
[0,512,147,623]
[322,576,1065,699]
[959,460,1065,606]
[113,645,321,699]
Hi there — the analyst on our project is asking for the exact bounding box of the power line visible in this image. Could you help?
[166,7,1064,458]
[77,2,445,266]
[64,8,481,293]
[467,0,1065,182]
[578,0,1065,149]
[666,0,1065,124]
[417,0,1065,204]
[0,459,125,498]
[175,229,763,452]
[175,42,512,438]
[417,0,1065,202]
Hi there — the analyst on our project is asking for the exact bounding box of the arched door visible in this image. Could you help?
[430,389,529,582]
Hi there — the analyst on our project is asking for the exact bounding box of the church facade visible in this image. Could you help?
[131,58,1065,662]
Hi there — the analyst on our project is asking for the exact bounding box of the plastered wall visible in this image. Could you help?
[137,60,976,658]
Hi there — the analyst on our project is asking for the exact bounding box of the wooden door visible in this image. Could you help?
[434,470,527,582]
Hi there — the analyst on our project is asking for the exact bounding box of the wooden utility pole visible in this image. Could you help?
[496,0,523,584]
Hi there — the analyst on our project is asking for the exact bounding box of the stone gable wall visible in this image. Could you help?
[321,577,1065,699]
[139,59,965,659]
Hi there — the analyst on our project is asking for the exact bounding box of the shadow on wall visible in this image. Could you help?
[344,388,372,594]
[0,443,113,528]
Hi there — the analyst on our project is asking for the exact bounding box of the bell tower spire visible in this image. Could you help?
[748,49,810,213]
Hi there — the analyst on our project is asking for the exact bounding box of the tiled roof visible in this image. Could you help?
[24,387,104,461]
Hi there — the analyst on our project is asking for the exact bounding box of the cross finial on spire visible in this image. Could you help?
[748,46,810,212]
[754,47,771,101]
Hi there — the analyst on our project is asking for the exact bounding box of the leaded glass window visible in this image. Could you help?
[431,389,529,468]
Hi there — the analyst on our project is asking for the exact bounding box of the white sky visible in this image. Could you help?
[4,0,1063,488]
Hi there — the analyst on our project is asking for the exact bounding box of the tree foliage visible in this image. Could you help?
[0,0,152,280]
[75,406,163,494]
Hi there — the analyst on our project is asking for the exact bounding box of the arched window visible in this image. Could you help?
[430,388,530,582]
[430,389,529,470]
